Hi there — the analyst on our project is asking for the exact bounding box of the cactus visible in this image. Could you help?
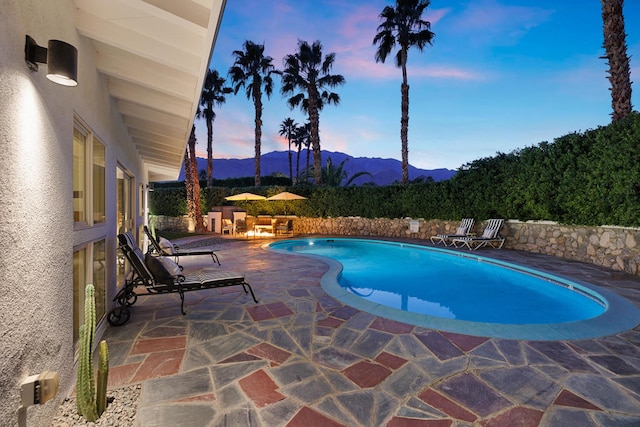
[76,284,110,421]
[96,340,109,416]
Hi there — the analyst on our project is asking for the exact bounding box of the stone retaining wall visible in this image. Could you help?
[150,215,196,233]
[293,217,640,277]
[503,221,640,276]
[151,215,640,276]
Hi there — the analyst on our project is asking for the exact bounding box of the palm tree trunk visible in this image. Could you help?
[206,112,213,187]
[308,88,322,185]
[601,0,633,122]
[296,145,302,184]
[254,88,262,187]
[188,125,205,232]
[184,148,194,220]
[288,138,293,185]
[400,52,410,184]
[401,82,409,184]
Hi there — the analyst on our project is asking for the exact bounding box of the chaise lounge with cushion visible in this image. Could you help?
[108,232,257,326]
[450,218,505,250]
[430,218,475,246]
[144,225,220,266]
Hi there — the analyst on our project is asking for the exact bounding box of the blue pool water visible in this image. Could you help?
[269,238,605,325]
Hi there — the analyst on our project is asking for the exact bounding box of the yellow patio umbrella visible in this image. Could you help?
[225,193,266,216]
[266,191,307,215]
[224,192,266,201]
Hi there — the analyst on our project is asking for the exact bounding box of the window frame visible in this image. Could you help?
[73,118,106,229]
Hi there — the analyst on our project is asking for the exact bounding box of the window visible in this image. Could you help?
[73,128,86,223]
[116,165,135,286]
[93,140,106,223]
[74,121,106,226]
[72,247,86,343]
[73,118,107,344]
[73,240,106,343]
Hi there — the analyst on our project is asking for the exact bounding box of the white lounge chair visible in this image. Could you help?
[221,219,234,235]
[144,225,220,265]
[450,219,505,250]
[430,218,475,246]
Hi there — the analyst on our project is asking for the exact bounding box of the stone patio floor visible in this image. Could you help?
[103,235,640,426]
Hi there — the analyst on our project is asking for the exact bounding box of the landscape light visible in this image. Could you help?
[25,35,78,86]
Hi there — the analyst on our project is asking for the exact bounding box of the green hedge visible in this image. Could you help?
[149,187,187,217]
[150,112,640,227]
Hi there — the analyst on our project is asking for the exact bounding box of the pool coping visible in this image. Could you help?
[266,238,640,341]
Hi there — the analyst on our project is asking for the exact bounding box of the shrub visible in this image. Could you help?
[150,112,640,226]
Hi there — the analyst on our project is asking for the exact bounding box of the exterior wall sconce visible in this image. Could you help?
[25,35,78,87]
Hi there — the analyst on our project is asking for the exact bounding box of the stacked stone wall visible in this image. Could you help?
[151,215,640,276]
[294,217,640,277]
[150,215,195,233]
[502,221,640,275]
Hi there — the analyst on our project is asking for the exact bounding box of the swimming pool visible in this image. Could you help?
[268,238,640,340]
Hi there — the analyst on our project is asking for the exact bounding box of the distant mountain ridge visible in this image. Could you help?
[179,150,456,185]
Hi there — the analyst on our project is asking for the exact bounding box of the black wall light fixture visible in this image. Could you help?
[25,35,78,87]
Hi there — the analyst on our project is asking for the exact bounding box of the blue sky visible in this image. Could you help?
[194,0,639,171]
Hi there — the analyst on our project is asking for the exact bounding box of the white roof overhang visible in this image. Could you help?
[74,0,226,181]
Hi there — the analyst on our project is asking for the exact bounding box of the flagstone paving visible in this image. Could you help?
[102,236,640,426]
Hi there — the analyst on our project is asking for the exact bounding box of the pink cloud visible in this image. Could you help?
[321,4,480,81]
[218,2,480,83]
[339,54,481,81]
[425,8,449,25]
[320,127,349,153]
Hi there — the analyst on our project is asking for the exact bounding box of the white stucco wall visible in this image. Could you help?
[0,1,144,425]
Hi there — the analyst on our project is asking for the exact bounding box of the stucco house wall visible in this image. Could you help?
[0,1,144,426]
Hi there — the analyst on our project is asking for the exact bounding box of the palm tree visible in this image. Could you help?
[321,157,373,187]
[184,147,194,223]
[292,122,310,184]
[301,156,372,186]
[198,69,232,187]
[280,40,345,186]
[373,0,435,184]
[601,0,633,122]
[229,41,276,186]
[186,124,204,231]
[278,117,297,184]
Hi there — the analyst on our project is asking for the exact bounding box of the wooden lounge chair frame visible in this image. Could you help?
[430,218,475,246]
[107,232,257,326]
[450,219,505,250]
[144,225,220,266]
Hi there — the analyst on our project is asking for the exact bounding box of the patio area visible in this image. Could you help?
[102,235,640,426]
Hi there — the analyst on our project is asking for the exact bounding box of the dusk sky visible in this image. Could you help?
[194,0,639,172]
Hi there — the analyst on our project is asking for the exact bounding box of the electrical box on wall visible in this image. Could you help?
[20,371,59,406]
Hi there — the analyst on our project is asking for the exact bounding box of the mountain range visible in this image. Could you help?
[180,150,456,186]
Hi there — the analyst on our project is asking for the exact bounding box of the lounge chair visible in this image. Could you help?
[108,232,257,326]
[430,218,475,246]
[144,225,220,266]
[234,219,248,237]
[275,219,293,236]
[450,219,505,250]
[221,219,234,235]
